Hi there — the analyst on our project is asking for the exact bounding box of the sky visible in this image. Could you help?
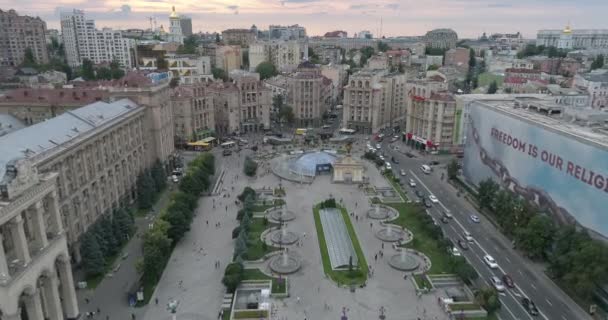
[2,0,607,38]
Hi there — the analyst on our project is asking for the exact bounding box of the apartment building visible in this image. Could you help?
[171,85,215,146]
[0,9,49,67]
[249,40,309,73]
[286,62,333,127]
[221,29,256,47]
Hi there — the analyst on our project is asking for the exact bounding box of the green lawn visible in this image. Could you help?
[252,199,285,212]
[312,204,368,286]
[450,302,483,311]
[233,310,268,319]
[478,72,504,87]
[413,274,432,291]
[242,268,287,293]
[245,218,279,260]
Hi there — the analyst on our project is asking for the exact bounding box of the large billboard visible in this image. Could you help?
[463,103,608,238]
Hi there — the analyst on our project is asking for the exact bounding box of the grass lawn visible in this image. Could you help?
[252,199,285,212]
[242,268,287,293]
[450,302,483,311]
[233,310,268,319]
[413,274,432,290]
[477,72,504,87]
[245,218,279,260]
[312,203,368,286]
[385,173,408,201]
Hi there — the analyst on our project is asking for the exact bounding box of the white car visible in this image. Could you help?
[470,214,480,223]
[490,276,505,292]
[464,231,474,243]
[429,195,439,203]
[172,175,179,183]
[409,179,417,187]
[369,148,376,153]
[376,144,381,149]
[484,255,499,269]
[379,155,385,161]
[451,247,462,257]
[400,169,406,176]
[385,162,392,170]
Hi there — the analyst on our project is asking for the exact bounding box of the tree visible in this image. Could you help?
[177,35,198,54]
[492,190,514,229]
[591,54,605,70]
[515,215,555,260]
[142,220,172,283]
[272,94,284,112]
[109,60,125,79]
[308,47,321,64]
[477,178,499,210]
[113,208,135,243]
[163,208,189,243]
[156,57,169,70]
[179,174,205,195]
[80,232,105,277]
[377,41,390,52]
[96,67,112,80]
[215,33,221,43]
[450,256,478,284]
[169,77,180,88]
[487,80,498,94]
[81,58,96,80]
[475,287,501,313]
[278,105,295,125]
[243,157,258,177]
[222,262,244,293]
[212,67,228,82]
[447,159,459,180]
[255,61,278,80]
[427,64,439,71]
[238,187,257,202]
[137,170,156,209]
[22,48,37,68]
[99,216,118,257]
[468,48,476,69]
[150,160,167,192]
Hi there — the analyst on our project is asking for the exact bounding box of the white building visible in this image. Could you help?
[537,25,608,50]
[249,40,309,73]
[573,69,608,109]
[269,25,306,40]
[166,55,213,84]
[167,6,184,44]
[60,10,134,68]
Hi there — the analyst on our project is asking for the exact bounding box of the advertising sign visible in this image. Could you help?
[463,103,608,238]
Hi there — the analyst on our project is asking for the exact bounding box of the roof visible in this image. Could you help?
[0,114,25,137]
[429,92,455,102]
[505,68,541,74]
[580,70,608,83]
[0,88,108,105]
[0,99,141,181]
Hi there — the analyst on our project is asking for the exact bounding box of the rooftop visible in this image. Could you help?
[579,69,608,83]
[0,88,108,105]
[0,99,141,181]
[0,114,25,137]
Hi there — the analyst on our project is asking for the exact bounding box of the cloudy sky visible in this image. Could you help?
[3,0,607,38]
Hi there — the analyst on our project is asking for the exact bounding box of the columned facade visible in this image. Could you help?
[0,165,79,320]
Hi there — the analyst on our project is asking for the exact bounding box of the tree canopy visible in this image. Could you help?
[255,61,278,80]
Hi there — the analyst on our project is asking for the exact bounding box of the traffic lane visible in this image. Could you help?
[408,170,576,320]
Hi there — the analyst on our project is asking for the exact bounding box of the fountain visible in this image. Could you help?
[388,249,421,271]
[268,206,296,222]
[375,224,407,242]
[269,250,302,274]
[386,224,393,237]
[270,225,299,245]
[367,204,398,220]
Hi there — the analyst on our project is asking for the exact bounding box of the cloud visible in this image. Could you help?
[119,5,131,14]
[385,3,399,10]
[350,4,375,10]
[487,3,513,8]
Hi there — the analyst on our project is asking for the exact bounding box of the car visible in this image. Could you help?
[423,199,432,208]
[502,274,514,288]
[251,145,258,151]
[379,155,385,161]
[171,175,179,183]
[442,210,453,219]
[441,216,449,224]
[451,247,462,257]
[429,195,439,203]
[385,162,392,170]
[464,231,474,243]
[522,297,540,316]
[470,214,480,223]
[490,276,505,292]
[457,239,469,250]
[405,152,415,158]
[400,169,406,176]
[484,255,498,269]
[391,157,399,164]
[409,179,417,187]
[429,160,440,165]
[415,190,424,198]
[390,137,398,143]
[376,144,381,149]
[222,149,232,156]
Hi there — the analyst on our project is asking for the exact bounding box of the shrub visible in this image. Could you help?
[238,187,256,202]
[232,226,241,239]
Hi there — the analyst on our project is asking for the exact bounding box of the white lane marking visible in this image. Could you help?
[546,299,553,306]
[504,256,512,263]
[410,170,545,320]
[530,283,537,290]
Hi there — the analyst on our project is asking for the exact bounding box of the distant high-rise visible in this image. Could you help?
[180,16,192,37]
[60,9,134,68]
[0,9,49,66]
[425,28,458,49]
[167,6,184,44]
[269,24,307,40]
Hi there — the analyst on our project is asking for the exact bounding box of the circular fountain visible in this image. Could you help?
[388,250,422,271]
[269,226,299,245]
[375,224,410,242]
[268,206,296,222]
[367,205,398,220]
[268,250,301,274]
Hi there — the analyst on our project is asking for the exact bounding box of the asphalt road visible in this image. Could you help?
[377,139,592,320]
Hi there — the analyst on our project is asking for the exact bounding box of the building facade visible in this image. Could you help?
[60,10,134,68]
[0,9,49,67]
[537,26,608,50]
[269,25,307,40]
[215,45,243,72]
[171,86,215,146]
[167,6,184,44]
[425,29,458,49]
[249,40,309,73]
[221,29,256,47]
[444,47,469,71]
[286,62,333,127]
[574,69,608,109]
[342,70,408,133]
[0,160,80,320]
[179,16,192,37]
[166,54,213,84]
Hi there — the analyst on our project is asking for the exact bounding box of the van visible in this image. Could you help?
[421,164,431,174]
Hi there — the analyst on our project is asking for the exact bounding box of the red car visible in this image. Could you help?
[502,274,515,288]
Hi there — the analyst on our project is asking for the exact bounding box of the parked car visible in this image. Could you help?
[405,152,415,158]
[457,239,469,250]
[522,297,540,316]
[415,190,424,198]
[442,210,453,219]
[484,255,499,269]
[400,169,406,176]
[470,214,480,223]
[385,162,392,170]
[441,216,449,224]
[490,276,505,292]
[171,175,179,183]
[463,231,474,243]
[451,247,462,257]
[222,149,232,156]
[502,274,515,288]
[391,157,399,164]
[379,155,385,161]
[376,144,381,149]
[429,160,440,165]
[423,199,432,208]
[429,195,439,203]
[409,179,417,187]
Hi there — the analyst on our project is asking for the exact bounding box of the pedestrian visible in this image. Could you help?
[374,254,378,262]
[370,222,373,228]
[106,316,109,320]
[97,307,100,313]
[131,314,136,320]
[85,298,90,304]
[381,242,384,249]
[206,220,209,226]
[155,298,158,305]
[225,205,228,212]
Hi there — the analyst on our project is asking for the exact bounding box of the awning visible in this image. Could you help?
[187,141,210,147]
[200,137,216,143]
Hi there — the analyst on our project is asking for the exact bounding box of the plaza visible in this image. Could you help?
[137,138,451,320]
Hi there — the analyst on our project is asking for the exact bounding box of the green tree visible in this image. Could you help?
[212,67,228,82]
[427,64,439,71]
[591,54,605,70]
[150,160,167,192]
[515,215,555,260]
[475,287,501,313]
[487,80,498,94]
[308,47,321,64]
[278,105,295,125]
[477,178,499,210]
[113,208,135,243]
[273,94,284,112]
[238,187,257,202]
[163,208,189,243]
[142,220,172,283]
[80,232,105,277]
[156,57,169,70]
[447,159,459,180]
[215,33,221,43]
[255,61,278,80]
[99,216,118,257]
[243,156,258,177]
[377,41,390,52]
[137,170,156,209]
[492,190,514,229]
[96,67,112,80]
[110,60,125,79]
[81,58,96,80]
[468,48,476,69]
[179,174,205,195]
[177,35,198,54]
[22,48,37,68]
[222,262,244,293]
[450,256,478,284]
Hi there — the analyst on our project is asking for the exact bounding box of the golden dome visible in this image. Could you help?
[170,6,179,18]
[563,23,572,34]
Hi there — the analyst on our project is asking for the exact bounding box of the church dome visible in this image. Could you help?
[170,6,179,19]
[563,24,572,34]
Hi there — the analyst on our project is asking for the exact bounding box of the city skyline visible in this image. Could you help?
[2,0,607,38]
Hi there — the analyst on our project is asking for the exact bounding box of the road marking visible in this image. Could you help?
[518,269,524,276]
[530,283,537,290]
[504,256,512,263]
[562,316,568,320]
[546,299,553,306]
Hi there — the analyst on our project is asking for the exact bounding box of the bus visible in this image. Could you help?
[339,128,356,135]
[221,141,236,149]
